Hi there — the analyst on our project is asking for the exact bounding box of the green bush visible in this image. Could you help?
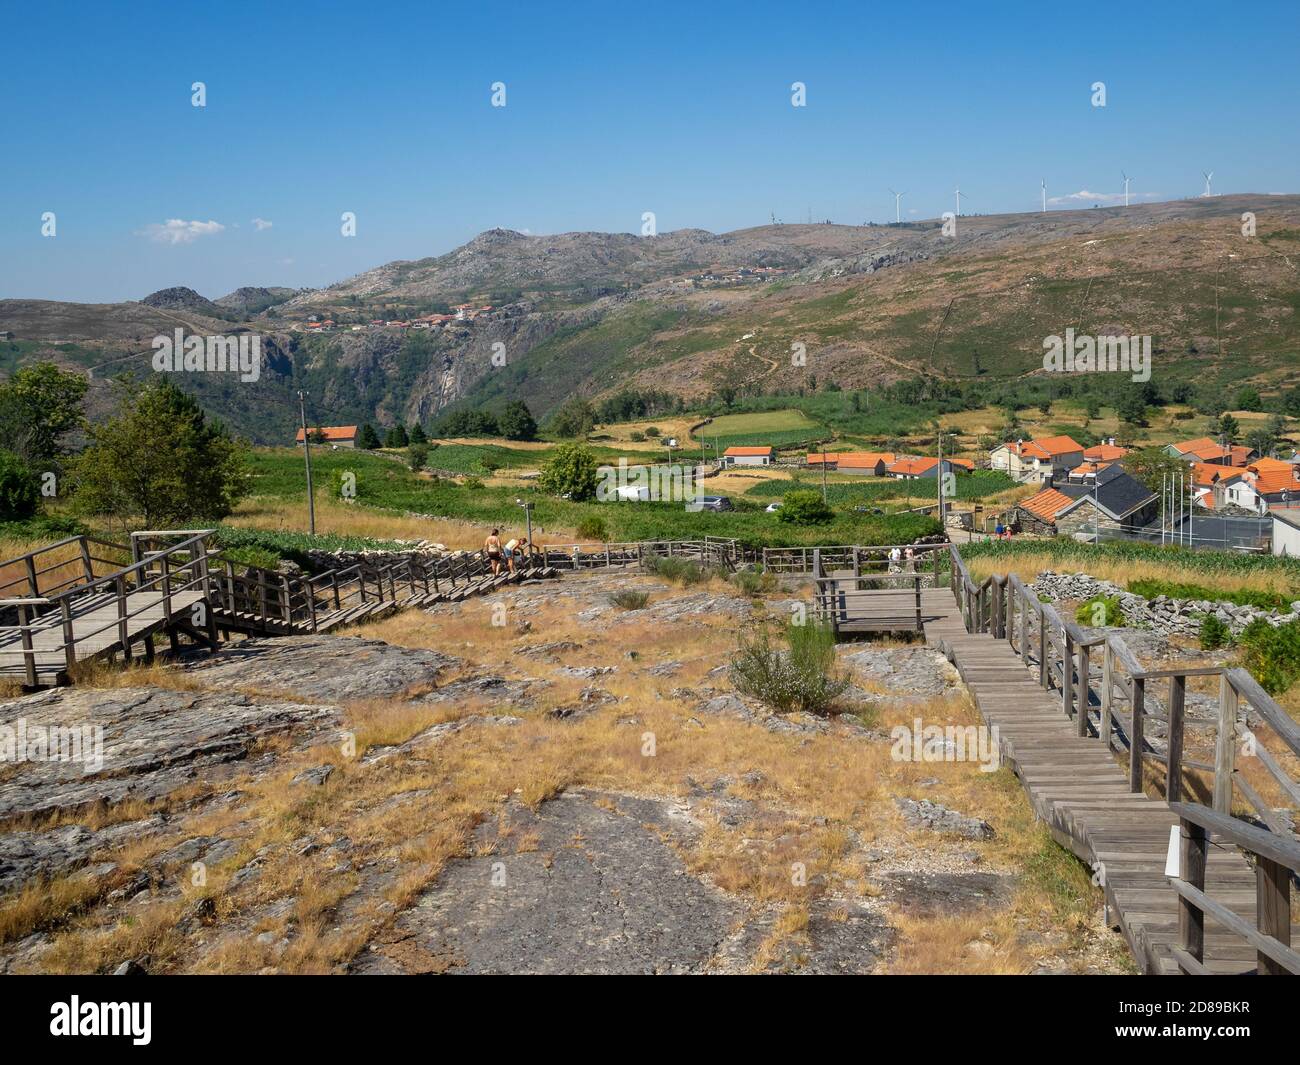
[731,568,776,597]
[539,442,600,501]
[729,620,850,716]
[644,555,709,586]
[576,515,608,541]
[778,489,834,525]
[629,430,646,442]
[1127,578,1290,613]
[1238,619,1300,695]
[609,589,650,610]
[1075,594,1124,627]
[407,442,429,471]
[644,426,661,438]
[1198,614,1232,651]
[0,449,40,521]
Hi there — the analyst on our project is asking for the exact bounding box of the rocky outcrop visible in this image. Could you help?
[179,636,458,701]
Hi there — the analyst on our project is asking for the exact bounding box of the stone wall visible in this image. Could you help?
[1031,571,1300,638]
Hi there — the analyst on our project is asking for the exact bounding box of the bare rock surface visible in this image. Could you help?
[0,686,340,822]
[180,635,458,701]
[354,790,739,974]
[895,797,996,840]
[837,645,961,700]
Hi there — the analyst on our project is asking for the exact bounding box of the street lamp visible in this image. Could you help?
[515,498,534,558]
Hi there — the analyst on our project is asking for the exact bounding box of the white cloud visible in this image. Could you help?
[139,219,225,244]
[252,217,273,231]
[1047,189,1124,206]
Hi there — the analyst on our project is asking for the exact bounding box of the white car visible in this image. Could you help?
[765,501,782,513]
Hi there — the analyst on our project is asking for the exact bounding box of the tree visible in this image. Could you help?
[497,400,538,441]
[1113,390,1148,427]
[72,378,248,528]
[1123,446,1187,498]
[407,441,429,470]
[384,425,409,449]
[538,442,599,501]
[1218,413,1240,442]
[0,362,88,463]
[409,423,428,445]
[1234,387,1262,412]
[358,424,381,449]
[548,398,596,439]
[0,448,39,520]
[778,489,834,525]
[1246,427,1275,458]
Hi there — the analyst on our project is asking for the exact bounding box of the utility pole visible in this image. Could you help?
[298,390,316,536]
[935,421,945,529]
[821,444,829,504]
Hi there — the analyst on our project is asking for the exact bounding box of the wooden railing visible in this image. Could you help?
[944,543,1300,974]
[761,542,948,576]
[810,548,924,632]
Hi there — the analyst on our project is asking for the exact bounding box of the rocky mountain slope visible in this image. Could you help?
[2,195,1298,443]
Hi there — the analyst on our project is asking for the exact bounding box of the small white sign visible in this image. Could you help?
[1164,825,1181,878]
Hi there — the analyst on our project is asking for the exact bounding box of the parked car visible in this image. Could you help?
[699,495,733,512]
[765,501,782,513]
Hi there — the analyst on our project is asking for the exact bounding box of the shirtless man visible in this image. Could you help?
[484,529,503,575]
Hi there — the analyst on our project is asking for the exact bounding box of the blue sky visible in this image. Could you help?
[3,0,1298,302]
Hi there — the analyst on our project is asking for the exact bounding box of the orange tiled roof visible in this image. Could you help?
[296,425,358,442]
[946,457,975,470]
[1245,460,1300,496]
[724,446,774,457]
[805,451,840,464]
[837,451,895,468]
[1172,436,1219,454]
[888,457,939,476]
[1070,461,1112,477]
[1084,443,1129,461]
[1019,487,1074,522]
[1005,435,1084,459]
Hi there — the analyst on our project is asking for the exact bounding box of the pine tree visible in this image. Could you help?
[358,424,381,449]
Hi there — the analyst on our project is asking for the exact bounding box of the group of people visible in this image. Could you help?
[483,529,530,576]
[887,545,917,573]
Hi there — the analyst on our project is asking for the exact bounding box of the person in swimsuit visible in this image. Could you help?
[484,529,503,575]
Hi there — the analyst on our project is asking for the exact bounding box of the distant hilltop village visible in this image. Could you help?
[675,264,787,289]
[290,302,497,334]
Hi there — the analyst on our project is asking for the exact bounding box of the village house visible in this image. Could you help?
[721,446,774,467]
[1271,507,1300,557]
[1165,436,1256,467]
[295,425,359,448]
[1218,459,1300,513]
[1013,464,1157,540]
[805,451,897,475]
[1188,462,1246,511]
[1083,441,1129,463]
[989,436,1085,484]
[886,456,973,480]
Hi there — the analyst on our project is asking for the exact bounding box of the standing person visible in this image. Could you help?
[484,529,503,575]
[888,546,902,573]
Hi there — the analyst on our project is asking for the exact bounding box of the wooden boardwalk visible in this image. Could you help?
[923,599,1269,974]
[819,557,1298,975]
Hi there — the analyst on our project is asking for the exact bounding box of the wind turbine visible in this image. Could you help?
[954,186,963,216]
[1202,171,1214,197]
[1122,171,1131,207]
[889,188,904,224]
[1040,179,1046,213]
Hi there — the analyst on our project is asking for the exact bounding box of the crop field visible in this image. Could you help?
[696,408,831,449]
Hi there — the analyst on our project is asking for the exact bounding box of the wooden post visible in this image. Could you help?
[1177,816,1207,968]
[1062,630,1074,721]
[280,576,293,624]
[852,548,860,579]
[160,551,172,619]
[914,575,922,631]
[116,575,131,663]
[1129,677,1145,792]
[17,604,37,687]
[1167,674,1186,803]
[24,554,39,597]
[1039,609,1048,688]
[1100,643,1114,750]
[1214,674,1238,814]
[78,537,94,586]
[1255,857,1291,975]
[1076,643,1090,737]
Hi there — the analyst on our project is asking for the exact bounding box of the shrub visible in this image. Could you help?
[609,589,649,610]
[629,430,646,442]
[778,489,834,525]
[407,442,429,471]
[1198,614,1232,651]
[729,620,850,716]
[0,449,40,521]
[644,426,661,438]
[461,476,484,490]
[576,514,608,541]
[1238,619,1300,695]
[731,568,776,597]
[1075,594,1124,627]
[644,555,709,586]
[1127,578,1289,613]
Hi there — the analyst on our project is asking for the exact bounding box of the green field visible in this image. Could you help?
[744,470,1016,506]
[694,408,831,449]
[241,447,940,552]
